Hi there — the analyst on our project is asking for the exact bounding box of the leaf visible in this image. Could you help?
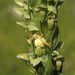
[47,6,57,14]
[24,0,28,4]
[54,0,64,2]
[42,55,54,75]
[54,0,64,7]
[35,48,46,56]
[28,25,39,31]
[37,4,46,9]
[54,55,65,62]
[36,67,46,75]
[54,42,64,50]
[23,11,30,19]
[13,8,23,15]
[29,57,35,64]
[16,21,27,28]
[34,7,39,12]
[24,3,28,10]
[33,57,42,66]
[46,25,56,42]
[47,0,54,1]
[15,0,24,6]
[52,26,59,49]
[17,53,29,61]
[28,22,39,31]
[25,61,36,73]
[52,50,60,56]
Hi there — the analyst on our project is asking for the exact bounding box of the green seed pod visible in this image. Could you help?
[39,11,45,22]
[47,19,54,30]
[56,60,62,71]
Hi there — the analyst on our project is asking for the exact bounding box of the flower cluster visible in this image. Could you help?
[14,0,65,75]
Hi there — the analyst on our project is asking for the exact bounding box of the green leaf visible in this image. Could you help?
[29,57,35,64]
[47,0,54,1]
[16,21,27,28]
[24,3,28,10]
[28,22,39,31]
[54,55,65,62]
[52,26,59,49]
[13,8,23,15]
[33,57,42,66]
[23,11,30,19]
[36,67,46,75]
[47,5,57,14]
[51,50,60,56]
[25,61,36,73]
[34,7,39,12]
[42,55,54,75]
[17,53,29,61]
[15,0,24,6]
[35,48,46,56]
[38,4,46,9]
[24,0,28,4]
[54,0,64,2]
[54,42,64,50]
[46,25,57,42]
[54,0,64,7]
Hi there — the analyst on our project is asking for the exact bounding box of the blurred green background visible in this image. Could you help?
[0,0,75,75]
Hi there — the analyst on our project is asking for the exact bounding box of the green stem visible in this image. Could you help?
[55,0,59,7]
[32,40,36,59]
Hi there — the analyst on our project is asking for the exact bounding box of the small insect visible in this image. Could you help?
[26,34,52,48]
[33,34,52,48]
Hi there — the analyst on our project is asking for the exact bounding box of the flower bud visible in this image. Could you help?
[47,19,54,30]
[39,11,45,22]
[56,60,62,71]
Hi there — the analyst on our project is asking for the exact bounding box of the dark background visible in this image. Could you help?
[0,0,75,75]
